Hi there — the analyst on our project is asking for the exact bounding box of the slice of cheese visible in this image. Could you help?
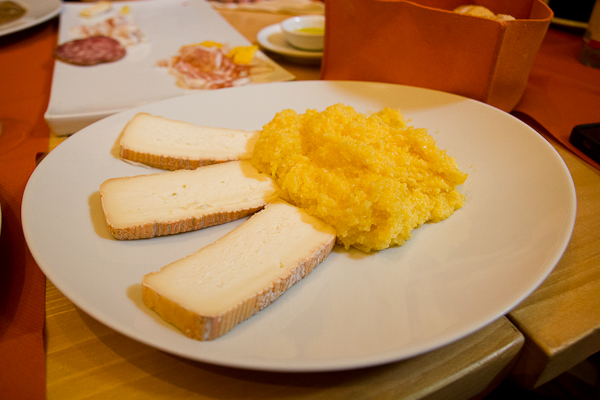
[99,160,279,240]
[119,112,259,170]
[79,1,112,18]
[142,199,337,340]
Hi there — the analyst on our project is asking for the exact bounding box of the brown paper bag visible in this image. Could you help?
[321,0,553,112]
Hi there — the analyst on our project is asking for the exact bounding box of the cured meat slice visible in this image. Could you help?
[53,36,126,66]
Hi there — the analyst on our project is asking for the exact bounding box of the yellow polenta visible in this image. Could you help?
[252,103,467,252]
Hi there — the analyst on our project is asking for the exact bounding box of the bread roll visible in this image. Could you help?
[453,5,515,22]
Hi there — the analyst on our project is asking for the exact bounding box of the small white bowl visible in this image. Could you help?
[281,15,325,52]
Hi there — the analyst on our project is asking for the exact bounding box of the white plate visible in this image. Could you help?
[257,23,322,63]
[0,0,61,37]
[23,81,576,372]
[44,0,294,136]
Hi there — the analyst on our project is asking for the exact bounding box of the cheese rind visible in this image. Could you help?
[142,200,337,340]
[119,112,258,170]
[99,160,279,240]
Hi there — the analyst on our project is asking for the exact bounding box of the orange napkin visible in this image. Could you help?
[513,27,600,171]
[321,0,553,112]
[0,21,56,399]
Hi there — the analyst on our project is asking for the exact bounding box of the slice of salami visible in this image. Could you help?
[53,36,126,66]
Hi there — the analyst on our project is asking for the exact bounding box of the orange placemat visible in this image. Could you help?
[0,21,57,399]
[513,26,600,171]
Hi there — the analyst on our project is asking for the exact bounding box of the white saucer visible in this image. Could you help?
[257,23,322,63]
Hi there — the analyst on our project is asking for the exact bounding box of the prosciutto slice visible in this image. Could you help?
[158,43,264,90]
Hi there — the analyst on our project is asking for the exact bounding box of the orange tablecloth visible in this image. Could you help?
[0,21,56,399]
[513,27,600,171]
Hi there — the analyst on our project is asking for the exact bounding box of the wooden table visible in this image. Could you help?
[506,122,600,389]
[44,8,600,400]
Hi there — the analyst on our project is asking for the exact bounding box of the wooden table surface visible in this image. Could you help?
[506,124,600,389]
[44,7,600,399]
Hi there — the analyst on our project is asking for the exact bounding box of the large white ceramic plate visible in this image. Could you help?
[0,0,61,37]
[23,81,576,372]
[44,0,294,136]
